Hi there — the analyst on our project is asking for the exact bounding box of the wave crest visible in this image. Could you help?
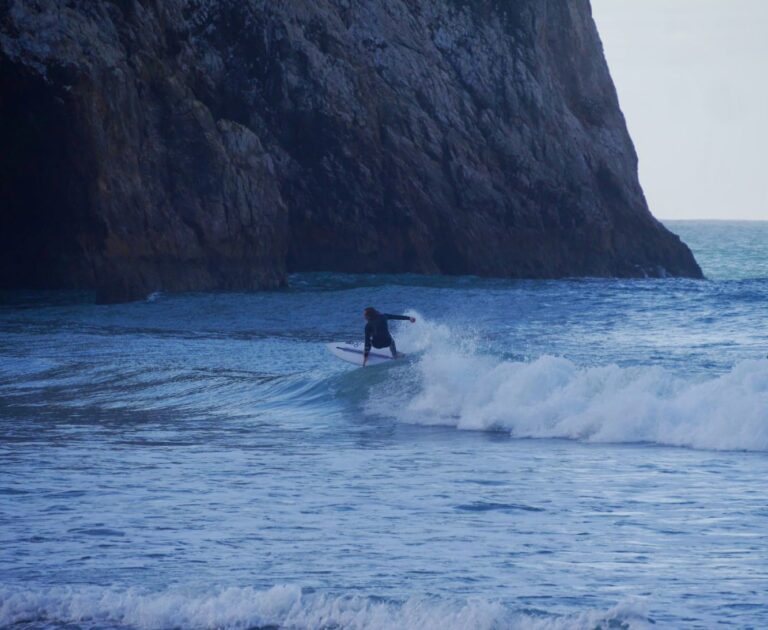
[373,317,768,451]
[0,584,651,630]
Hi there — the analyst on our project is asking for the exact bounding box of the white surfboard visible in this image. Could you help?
[327,342,405,367]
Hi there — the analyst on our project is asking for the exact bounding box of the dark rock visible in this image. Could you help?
[0,0,701,303]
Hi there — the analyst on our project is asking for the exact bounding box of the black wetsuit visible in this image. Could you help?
[364,313,410,357]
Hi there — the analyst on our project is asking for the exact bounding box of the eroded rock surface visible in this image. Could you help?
[0,0,701,302]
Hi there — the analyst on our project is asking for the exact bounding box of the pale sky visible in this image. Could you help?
[591,0,768,220]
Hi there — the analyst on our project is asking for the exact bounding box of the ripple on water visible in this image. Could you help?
[454,502,545,513]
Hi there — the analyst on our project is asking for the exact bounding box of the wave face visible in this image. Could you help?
[370,318,768,451]
[0,585,651,630]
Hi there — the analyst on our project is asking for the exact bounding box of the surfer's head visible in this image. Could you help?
[363,307,378,320]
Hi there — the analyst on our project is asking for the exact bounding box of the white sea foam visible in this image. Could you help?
[0,584,651,630]
[379,316,768,451]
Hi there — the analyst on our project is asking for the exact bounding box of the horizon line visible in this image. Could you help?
[659,217,768,222]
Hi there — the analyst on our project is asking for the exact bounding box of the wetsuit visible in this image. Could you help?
[364,313,410,358]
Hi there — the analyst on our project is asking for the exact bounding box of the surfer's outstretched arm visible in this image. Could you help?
[385,314,416,323]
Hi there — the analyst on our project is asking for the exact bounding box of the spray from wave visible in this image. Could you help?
[369,315,768,452]
[0,584,652,630]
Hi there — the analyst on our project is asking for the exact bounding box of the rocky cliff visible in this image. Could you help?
[0,0,702,302]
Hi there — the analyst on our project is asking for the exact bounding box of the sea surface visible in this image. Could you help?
[1,220,767,629]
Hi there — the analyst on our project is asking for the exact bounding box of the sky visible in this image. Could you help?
[591,0,768,220]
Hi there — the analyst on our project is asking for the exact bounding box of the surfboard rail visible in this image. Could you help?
[327,342,404,366]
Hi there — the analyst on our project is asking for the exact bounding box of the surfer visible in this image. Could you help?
[363,307,415,366]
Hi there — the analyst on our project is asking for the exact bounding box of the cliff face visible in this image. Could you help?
[0,0,701,301]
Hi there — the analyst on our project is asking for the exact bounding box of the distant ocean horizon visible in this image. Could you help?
[1,220,767,628]
[665,219,768,280]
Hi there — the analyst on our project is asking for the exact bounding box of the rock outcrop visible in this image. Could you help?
[0,0,702,302]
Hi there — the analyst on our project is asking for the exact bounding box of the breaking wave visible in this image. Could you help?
[0,584,652,630]
[370,317,768,452]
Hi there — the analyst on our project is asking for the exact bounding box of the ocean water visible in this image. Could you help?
[1,220,767,629]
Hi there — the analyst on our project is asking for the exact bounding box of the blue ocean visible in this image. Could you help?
[1,221,767,629]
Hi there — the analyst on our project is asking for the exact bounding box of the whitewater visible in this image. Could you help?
[1,221,767,628]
